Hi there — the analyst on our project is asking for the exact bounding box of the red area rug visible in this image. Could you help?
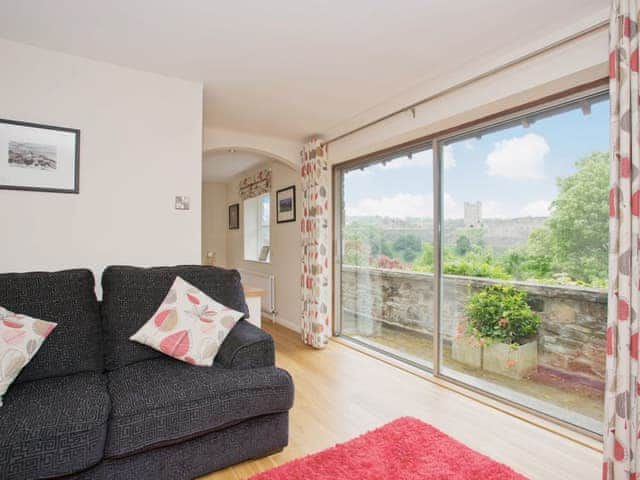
[251,417,527,480]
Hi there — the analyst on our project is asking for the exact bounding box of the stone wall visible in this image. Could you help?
[340,266,607,384]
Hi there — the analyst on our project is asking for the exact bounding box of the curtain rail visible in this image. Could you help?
[322,19,608,147]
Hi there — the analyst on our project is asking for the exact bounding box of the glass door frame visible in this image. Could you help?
[332,82,609,439]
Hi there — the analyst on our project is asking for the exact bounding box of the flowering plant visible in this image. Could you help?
[462,285,540,346]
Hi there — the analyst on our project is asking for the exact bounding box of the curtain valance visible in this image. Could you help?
[239,168,271,200]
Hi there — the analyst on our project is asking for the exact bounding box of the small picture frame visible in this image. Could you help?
[0,118,80,193]
[276,185,296,223]
[229,203,240,230]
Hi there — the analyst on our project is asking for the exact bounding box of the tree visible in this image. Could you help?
[455,235,472,256]
[343,239,370,266]
[344,222,393,258]
[412,243,434,272]
[393,234,423,263]
[500,248,552,281]
[528,151,609,284]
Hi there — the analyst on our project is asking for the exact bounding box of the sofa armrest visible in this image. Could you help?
[215,320,275,370]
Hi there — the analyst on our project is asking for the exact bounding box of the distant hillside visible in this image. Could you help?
[346,215,547,252]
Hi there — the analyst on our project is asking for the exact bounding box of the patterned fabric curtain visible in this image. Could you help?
[239,168,271,200]
[300,140,330,348]
[605,2,640,477]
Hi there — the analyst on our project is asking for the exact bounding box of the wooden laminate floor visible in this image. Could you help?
[202,321,601,480]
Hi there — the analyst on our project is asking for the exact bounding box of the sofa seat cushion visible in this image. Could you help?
[105,357,294,458]
[0,372,110,480]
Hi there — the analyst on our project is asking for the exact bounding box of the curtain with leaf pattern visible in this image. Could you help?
[300,140,330,348]
[604,1,640,478]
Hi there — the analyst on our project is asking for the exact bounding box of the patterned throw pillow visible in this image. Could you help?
[130,276,245,366]
[0,306,57,407]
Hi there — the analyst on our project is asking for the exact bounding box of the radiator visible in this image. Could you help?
[238,269,276,315]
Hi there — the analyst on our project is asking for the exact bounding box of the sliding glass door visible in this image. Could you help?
[335,87,609,434]
[336,143,434,367]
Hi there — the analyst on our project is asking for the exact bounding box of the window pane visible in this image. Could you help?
[339,145,434,368]
[439,93,608,433]
[244,193,271,262]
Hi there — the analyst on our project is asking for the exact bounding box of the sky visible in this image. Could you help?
[344,94,609,220]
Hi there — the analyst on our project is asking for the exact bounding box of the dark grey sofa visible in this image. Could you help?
[0,266,294,480]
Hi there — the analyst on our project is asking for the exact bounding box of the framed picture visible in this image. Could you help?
[0,118,80,193]
[229,203,239,230]
[276,185,296,223]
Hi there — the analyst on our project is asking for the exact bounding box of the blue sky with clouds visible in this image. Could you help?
[344,95,609,220]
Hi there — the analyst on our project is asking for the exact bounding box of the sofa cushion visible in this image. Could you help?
[0,372,110,480]
[104,357,294,458]
[101,265,249,371]
[0,269,103,383]
[0,305,57,406]
[130,276,245,366]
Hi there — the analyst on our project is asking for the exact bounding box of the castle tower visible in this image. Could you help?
[464,201,482,228]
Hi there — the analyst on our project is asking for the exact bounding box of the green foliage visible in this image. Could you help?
[455,236,472,256]
[464,285,540,345]
[343,239,370,266]
[527,151,609,285]
[500,248,552,281]
[444,256,509,279]
[393,234,423,263]
[412,243,434,272]
[344,222,393,258]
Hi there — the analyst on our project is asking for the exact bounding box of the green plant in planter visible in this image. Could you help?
[463,285,540,346]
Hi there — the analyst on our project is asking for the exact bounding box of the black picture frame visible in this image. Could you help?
[0,118,80,193]
[229,203,240,230]
[276,185,296,223]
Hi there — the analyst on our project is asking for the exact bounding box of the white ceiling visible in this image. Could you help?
[203,150,274,183]
[0,0,608,142]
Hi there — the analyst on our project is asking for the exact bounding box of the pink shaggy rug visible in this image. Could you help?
[251,417,527,480]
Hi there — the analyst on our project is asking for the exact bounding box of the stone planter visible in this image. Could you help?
[452,336,482,369]
[483,340,538,379]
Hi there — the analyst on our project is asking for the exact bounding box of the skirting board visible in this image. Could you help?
[262,313,301,333]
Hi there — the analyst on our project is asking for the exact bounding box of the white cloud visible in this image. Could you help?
[482,200,510,219]
[520,199,551,217]
[347,192,459,219]
[464,140,476,151]
[485,133,549,179]
[443,193,463,218]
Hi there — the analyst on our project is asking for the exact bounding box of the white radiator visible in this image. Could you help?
[238,269,276,315]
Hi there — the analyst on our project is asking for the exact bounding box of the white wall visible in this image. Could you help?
[201,182,228,267]
[225,160,302,332]
[0,39,203,286]
[203,126,300,169]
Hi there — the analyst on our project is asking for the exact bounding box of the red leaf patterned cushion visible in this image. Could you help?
[0,306,57,407]
[130,276,245,366]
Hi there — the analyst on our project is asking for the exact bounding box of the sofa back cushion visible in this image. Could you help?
[101,265,249,371]
[0,269,103,383]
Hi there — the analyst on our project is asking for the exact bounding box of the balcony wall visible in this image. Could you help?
[340,265,607,384]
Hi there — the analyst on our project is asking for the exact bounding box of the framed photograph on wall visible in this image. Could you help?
[0,118,80,193]
[276,185,296,223]
[229,203,240,230]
